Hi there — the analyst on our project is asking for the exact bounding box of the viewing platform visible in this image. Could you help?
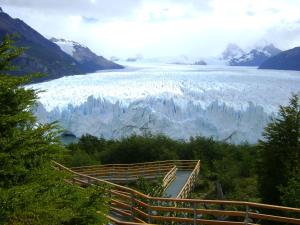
[54,160,300,225]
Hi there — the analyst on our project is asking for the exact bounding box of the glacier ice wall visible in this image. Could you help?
[30,64,300,144]
[35,96,272,144]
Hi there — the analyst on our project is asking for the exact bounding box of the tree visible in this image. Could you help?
[279,167,300,208]
[258,94,300,205]
[0,35,108,224]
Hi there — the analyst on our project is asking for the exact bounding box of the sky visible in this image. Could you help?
[1,0,300,59]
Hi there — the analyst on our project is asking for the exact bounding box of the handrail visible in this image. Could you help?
[53,161,300,225]
[71,160,199,169]
[152,165,177,196]
[163,166,177,185]
[70,160,197,188]
[71,164,178,193]
[177,160,201,198]
[71,161,197,173]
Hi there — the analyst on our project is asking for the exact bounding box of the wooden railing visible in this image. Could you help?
[71,161,176,183]
[53,161,300,225]
[161,165,177,193]
[177,160,200,198]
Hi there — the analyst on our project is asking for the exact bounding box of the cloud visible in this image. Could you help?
[1,0,300,59]
[1,0,143,21]
[82,16,98,24]
[246,10,256,16]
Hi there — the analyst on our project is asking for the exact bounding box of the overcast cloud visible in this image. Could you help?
[1,0,300,59]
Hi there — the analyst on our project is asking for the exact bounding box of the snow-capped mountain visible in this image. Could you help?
[51,38,123,71]
[29,64,300,144]
[228,44,281,66]
[0,8,86,82]
[50,38,80,56]
[221,44,245,61]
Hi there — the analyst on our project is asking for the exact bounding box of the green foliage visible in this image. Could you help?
[258,94,300,205]
[279,167,300,208]
[134,176,165,197]
[0,168,108,225]
[0,34,24,72]
[64,134,179,167]
[0,35,108,225]
[63,134,111,167]
[101,135,179,164]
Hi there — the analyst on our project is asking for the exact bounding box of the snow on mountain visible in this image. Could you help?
[29,64,300,144]
[0,10,86,82]
[50,37,123,70]
[50,38,84,56]
[228,44,282,66]
[222,44,245,61]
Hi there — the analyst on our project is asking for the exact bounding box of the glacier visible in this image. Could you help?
[29,64,300,143]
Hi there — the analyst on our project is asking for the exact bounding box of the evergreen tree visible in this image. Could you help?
[279,167,300,207]
[258,94,300,205]
[0,35,108,225]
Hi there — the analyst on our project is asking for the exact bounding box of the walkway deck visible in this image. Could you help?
[164,171,191,198]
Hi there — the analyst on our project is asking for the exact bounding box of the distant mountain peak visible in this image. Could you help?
[263,43,275,48]
[0,7,4,13]
[50,37,87,50]
[226,43,241,49]
[0,10,123,82]
[222,43,245,60]
[51,37,123,70]
[49,37,63,42]
[261,44,281,56]
[0,9,86,82]
[51,37,93,54]
[226,43,281,67]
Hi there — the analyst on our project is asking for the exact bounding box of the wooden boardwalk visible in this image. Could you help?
[164,171,191,198]
[54,160,300,225]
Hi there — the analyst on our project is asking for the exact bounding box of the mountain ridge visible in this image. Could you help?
[259,47,300,71]
[222,43,282,66]
[50,38,123,71]
[0,8,123,82]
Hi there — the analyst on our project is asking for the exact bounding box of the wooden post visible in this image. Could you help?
[147,198,152,224]
[131,192,135,221]
[193,202,197,225]
[158,163,161,176]
[244,205,249,225]
[108,188,112,213]
[110,165,114,180]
